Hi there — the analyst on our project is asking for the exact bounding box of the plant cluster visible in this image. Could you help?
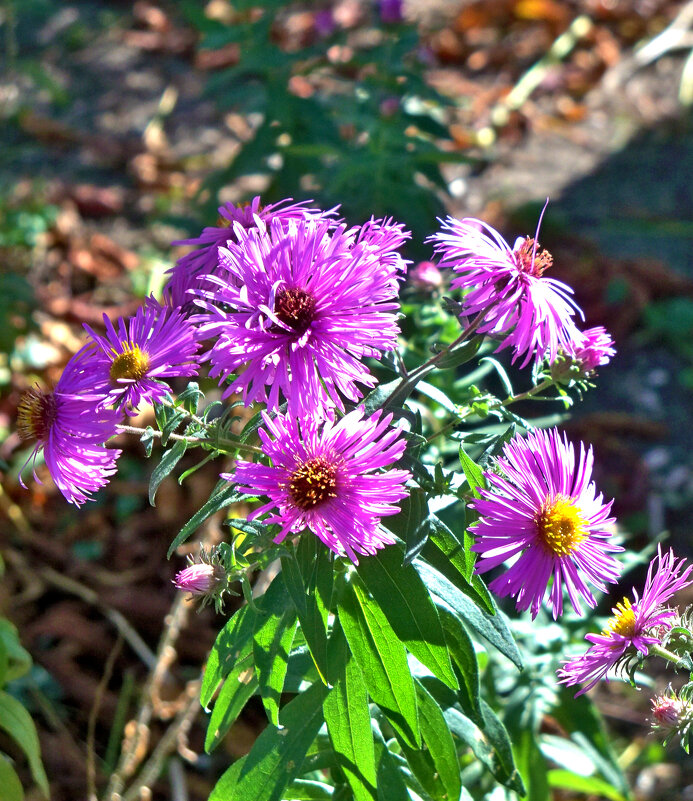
[14,195,693,800]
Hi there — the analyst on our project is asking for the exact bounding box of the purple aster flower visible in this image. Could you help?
[83,301,200,416]
[470,426,622,619]
[558,546,693,695]
[194,216,406,414]
[226,408,411,563]
[17,348,121,506]
[429,206,582,366]
[164,196,338,311]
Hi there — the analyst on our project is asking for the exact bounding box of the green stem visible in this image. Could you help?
[114,424,263,456]
[385,308,489,410]
[502,377,555,406]
[648,643,687,666]
[160,397,208,429]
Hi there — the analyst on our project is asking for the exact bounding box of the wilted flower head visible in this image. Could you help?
[165,197,337,310]
[83,301,200,415]
[227,408,410,563]
[551,326,616,381]
[471,426,622,619]
[429,206,582,366]
[558,547,693,695]
[194,216,407,414]
[17,348,121,506]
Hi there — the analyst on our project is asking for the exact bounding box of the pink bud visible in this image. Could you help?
[173,563,218,595]
[410,261,443,291]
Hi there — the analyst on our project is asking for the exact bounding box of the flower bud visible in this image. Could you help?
[410,261,443,292]
[173,562,225,595]
[651,690,693,743]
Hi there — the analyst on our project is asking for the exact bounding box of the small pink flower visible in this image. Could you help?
[558,547,693,695]
[652,693,686,731]
[554,326,615,377]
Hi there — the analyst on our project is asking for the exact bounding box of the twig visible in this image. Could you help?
[40,567,157,670]
[88,635,124,801]
[103,592,192,800]
[120,677,202,801]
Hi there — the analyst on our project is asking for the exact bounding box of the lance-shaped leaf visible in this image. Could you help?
[209,681,329,801]
[338,578,421,748]
[437,605,481,719]
[414,559,522,670]
[201,599,259,708]
[323,624,378,801]
[0,756,24,801]
[149,439,187,506]
[357,546,458,690]
[253,608,298,726]
[399,680,461,801]
[205,648,258,752]
[281,538,333,685]
[0,691,49,797]
[426,513,494,612]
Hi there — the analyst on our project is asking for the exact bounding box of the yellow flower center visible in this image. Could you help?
[110,346,150,382]
[535,494,589,556]
[603,597,637,638]
[515,237,553,277]
[17,386,57,442]
[289,457,337,510]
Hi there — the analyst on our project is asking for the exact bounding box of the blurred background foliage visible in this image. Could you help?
[1,0,693,799]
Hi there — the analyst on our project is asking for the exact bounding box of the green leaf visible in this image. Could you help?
[514,726,550,801]
[0,691,49,797]
[204,651,258,752]
[437,699,524,794]
[282,779,334,800]
[382,488,429,566]
[548,770,628,801]
[209,681,329,801]
[324,627,377,801]
[429,334,483,369]
[458,446,486,499]
[357,547,458,690]
[149,439,187,506]
[414,559,522,670]
[426,512,477,593]
[404,681,461,801]
[168,479,244,556]
[373,731,411,801]
[281,540,333,685]
[0,620,32,684]
[253,585,298,725]
[0,755,24,801]
[338,578,420,748]
[201,602,258,709]
[177,381,204,414]
[437,606,481,719]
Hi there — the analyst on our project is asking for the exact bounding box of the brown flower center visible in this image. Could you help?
[17,387,57,442]
[515,237,553,277]
[289,457,338,510]
[110,346,150,382]
[535,494,588,557]
[274,288,316,335]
